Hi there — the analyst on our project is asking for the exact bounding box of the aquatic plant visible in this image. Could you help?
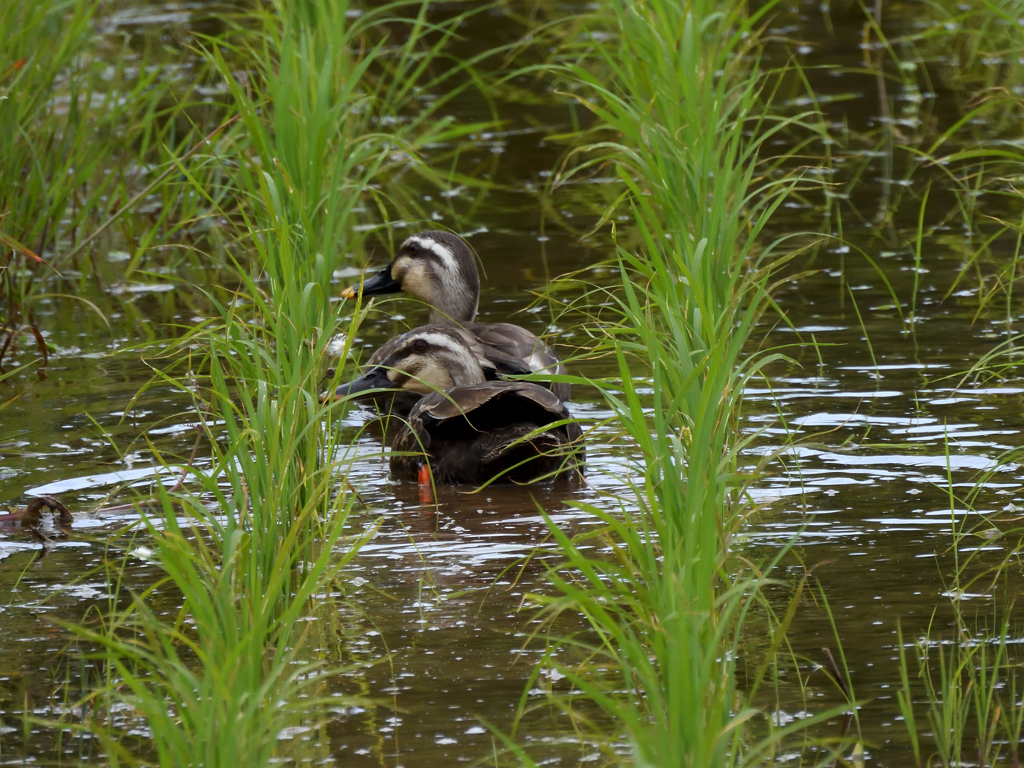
[42,0,491,763]
[196,0,487,259]
[524,0,846,763]
[834,0,1024,324]
[0,7,280,343]
[0,0,234,374]
[896,606,1024,767]
[887,431,1024,767]
[67,490,359,767]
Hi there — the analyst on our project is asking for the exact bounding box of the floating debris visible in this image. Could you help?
[0,496,72,526]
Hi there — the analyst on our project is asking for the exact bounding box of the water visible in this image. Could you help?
[3,0,1024,764]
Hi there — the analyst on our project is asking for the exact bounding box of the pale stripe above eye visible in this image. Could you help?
[410,331,470,358]
[408,236,457,271]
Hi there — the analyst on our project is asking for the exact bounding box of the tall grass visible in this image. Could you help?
[199,0,485,257]
[853,0,1024,322]
[889,422,1024,765]
[0,0,218,323]
[0,0,104,265]
[527,0,841,764]
[69,490,359,766]
[896,587,1024,765]
[46,1,489,763]
[169,0,488,588]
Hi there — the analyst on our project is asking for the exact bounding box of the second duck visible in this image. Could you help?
[342,231,570,401]
[333,325,584,486]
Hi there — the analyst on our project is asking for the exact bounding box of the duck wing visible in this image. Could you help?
[462,322,570,401]
[449,326,531,380]
[417,381,571,428]
[395,382,583,484]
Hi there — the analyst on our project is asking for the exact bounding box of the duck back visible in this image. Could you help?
[390,381,583,485]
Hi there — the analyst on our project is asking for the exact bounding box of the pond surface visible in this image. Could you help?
[3,0,1024,765]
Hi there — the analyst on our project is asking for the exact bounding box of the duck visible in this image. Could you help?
[331,325,584,486]
[323,323,530,419]
[341,231,570,401]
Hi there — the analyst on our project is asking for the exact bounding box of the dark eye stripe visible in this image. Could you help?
[397,342,434,361]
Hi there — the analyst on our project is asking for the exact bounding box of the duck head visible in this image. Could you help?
[331,325,488,401]
[342,231,480,325]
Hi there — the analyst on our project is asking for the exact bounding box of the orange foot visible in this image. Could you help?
[417,464,434,504]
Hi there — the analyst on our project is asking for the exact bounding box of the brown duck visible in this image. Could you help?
[342,231,570,402]
[332,326,584,486]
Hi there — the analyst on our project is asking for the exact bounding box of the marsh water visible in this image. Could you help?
[3,1,1024,765]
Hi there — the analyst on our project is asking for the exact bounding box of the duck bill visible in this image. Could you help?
[341,266,401,299]
[330,366,396,400]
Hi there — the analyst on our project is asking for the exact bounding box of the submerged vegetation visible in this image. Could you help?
[4,0,1024,765]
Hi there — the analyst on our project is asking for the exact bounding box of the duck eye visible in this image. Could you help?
[413,339,428,353]
[407,242,420,255]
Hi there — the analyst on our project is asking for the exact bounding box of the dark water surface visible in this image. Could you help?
[3,1,1024,765]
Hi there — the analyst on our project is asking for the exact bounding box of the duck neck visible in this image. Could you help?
[426,292,477,326]
[427,307,459,326]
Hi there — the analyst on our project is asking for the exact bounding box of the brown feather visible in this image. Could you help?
[390,381,584,485]
[350,231,570,400]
